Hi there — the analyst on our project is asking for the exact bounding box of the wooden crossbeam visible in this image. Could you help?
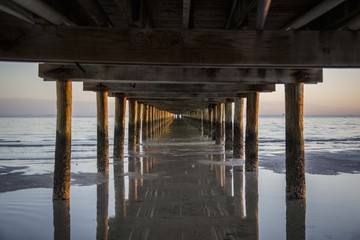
[1,25,358,67]
[83,82,275,93]
[39,64,322,84]
[110,92,247,99]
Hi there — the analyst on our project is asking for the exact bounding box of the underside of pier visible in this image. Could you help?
[0,0,359,212]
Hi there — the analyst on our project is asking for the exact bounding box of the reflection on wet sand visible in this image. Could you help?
[286,199,306,240]
[52,119,308,239]
[108,120,260,239]
[97,173,109,240]
[53,200,70,240]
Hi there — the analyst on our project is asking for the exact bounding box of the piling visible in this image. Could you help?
[53,80,72,200]
[215,103,224,144]
[233,98,245,158]
[245,92,259,171]
[136,102,142,144]
[285,83,306,199]
[96,91,109,173]
[128,100,137,150]
[114,95,126,160]
[208,107,212,138]
[142,104,148,140]
[225,102,233,149]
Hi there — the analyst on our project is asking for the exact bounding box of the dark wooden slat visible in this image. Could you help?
[83,82,275,93]
[1,25,359,67]
[40,64,322,84]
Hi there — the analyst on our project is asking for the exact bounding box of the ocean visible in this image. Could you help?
[0,116,359,239]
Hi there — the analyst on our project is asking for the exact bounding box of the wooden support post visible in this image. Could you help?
[234,98,245,159]
[148,106,153,138]
[53,80,72,200]
[285,83,306,199]
[114,95,126,160]
[208,107,212,138]
[212,105,217,140]
[97,91,109,173]
[245,92,259,172]
[142,104,148,140]
[225,102,233,150]
[136,102,142,144]
[216,103,224,145]
[128,99,137,150]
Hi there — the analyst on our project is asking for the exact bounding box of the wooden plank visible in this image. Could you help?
[0,25,358,67]
[84,82,275,93]
[40,64,323,84]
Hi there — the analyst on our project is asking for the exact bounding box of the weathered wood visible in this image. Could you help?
[142,104,148,140]
[2,25,359,67]
[40,64,323,84]
[128,99,137,150]
[207,107,212,138]
[136,102,142,144]
[118,92,247,99]
[215,103,224,145]
[285,83,305,199]
[225,102,233,150]
[245,92,259,172]
[114,95,126,160]
[84,82,275,93]
[53,80,72,200]
[182,0,192,29]
[97,91,109,173]
[256,0,272,30]
[233,98,245,159]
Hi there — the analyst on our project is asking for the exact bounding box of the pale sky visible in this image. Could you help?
[0,62,359,115]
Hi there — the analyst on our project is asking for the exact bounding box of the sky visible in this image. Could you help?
[0,62,359,116]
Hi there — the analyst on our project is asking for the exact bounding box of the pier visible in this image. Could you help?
[0,0,359,237]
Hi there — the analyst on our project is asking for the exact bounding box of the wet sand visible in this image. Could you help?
[1,119,360,239]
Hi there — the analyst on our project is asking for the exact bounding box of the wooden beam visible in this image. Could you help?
[114,94,126,159]
[116,92,247,99]
[77,0,113,27]
[40,64,323,84]
[284,0,347,30]
[10,0,75,26]
[84,82,275,93]
[0,25,358,67]
[256,0,272,30]
[245,92,259,172]
[182,0,192,29]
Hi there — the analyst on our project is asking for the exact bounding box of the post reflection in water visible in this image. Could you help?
[108,120,261,239]
[96,173,109,240]
[53,200,70,240]
[286,199,306,240]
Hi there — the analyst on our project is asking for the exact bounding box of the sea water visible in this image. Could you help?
[0,116,359,239]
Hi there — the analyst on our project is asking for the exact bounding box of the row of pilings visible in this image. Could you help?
[53,83,173,200]
[182,87,305,200]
